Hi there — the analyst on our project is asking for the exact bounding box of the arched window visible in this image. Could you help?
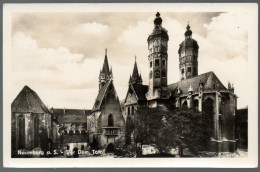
[149,71,152,79]
[194,99,199,111]
[18,115,25,149]
[162,69,166,77]
[132,106,135,115]
[69,130,74,135]
[203,98,214,139]
[75,130,80,135]
[81,130,86,135]
[64,130,68,135]
[108,114,114,126]
[34,116,39,147]
[182,101,188,109]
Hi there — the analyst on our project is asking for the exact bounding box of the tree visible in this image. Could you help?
[131,105,211,157]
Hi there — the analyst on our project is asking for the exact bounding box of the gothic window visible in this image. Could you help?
[162,59,166,66]
[64,130,68,135]
[194,99,199,111]
[182,101,188,109]
[34,116,39,147]
[67,145,70,150]
[132,106,135,115]
[108,114,114,126]
[150,61,152,68]
[18,115,25,149]
[162,69,166,77]
[154,69,160,78]
[203,98,214,139]
[181,68,184,74]
[155,59,159,66]
[128,107,130,116]
[149,71,152,79]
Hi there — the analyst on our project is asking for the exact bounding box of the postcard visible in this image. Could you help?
[3,3,258,168]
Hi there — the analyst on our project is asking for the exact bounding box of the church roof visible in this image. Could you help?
[131,84,148,101]
[51,108,90,123]
[92,79,118,111]
[11,85,50,114]
[168,71,227,95]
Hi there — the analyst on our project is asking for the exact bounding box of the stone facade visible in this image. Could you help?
[124,12,237,153]
[88,51,125,153]
[11,86,53,157]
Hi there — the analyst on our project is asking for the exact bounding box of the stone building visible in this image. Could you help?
[51,108,90,156]
[87,50,125,153]
[125,12,237,152]
[11,86,54,157]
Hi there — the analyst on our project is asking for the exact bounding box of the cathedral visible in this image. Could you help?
[11,12,238,157]
[124,12,237,152]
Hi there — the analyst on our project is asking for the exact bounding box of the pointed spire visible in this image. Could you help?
[132,56,139,77]
[102,48,109,74]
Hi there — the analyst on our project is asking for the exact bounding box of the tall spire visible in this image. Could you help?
[99,49,112,90]
[132,56,139,78]
[102,48,109,74]
[129,56,142,85]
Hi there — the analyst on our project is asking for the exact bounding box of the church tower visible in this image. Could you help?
[178,24,199,80]
[146,12,170,102]
[99,49,113,90]
[129,57,143,85]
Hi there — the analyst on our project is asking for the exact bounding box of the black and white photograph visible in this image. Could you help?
[3,3,258,168]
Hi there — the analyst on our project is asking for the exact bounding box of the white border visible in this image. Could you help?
[3,3,258,168]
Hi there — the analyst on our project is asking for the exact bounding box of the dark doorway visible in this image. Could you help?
[105,143,115,153]
[18,116,25,149]
[73,147,79,158]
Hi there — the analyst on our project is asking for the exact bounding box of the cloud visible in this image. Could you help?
[77,22,108,34]
[11,12,249,109]
[12,32,102,91]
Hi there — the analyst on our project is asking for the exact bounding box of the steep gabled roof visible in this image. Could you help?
[11,85,50,114]
[131,84,148,101]
[92,79,119,112]
[168,71,227,95]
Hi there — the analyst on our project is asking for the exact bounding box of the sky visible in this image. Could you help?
[11,12,248,109]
